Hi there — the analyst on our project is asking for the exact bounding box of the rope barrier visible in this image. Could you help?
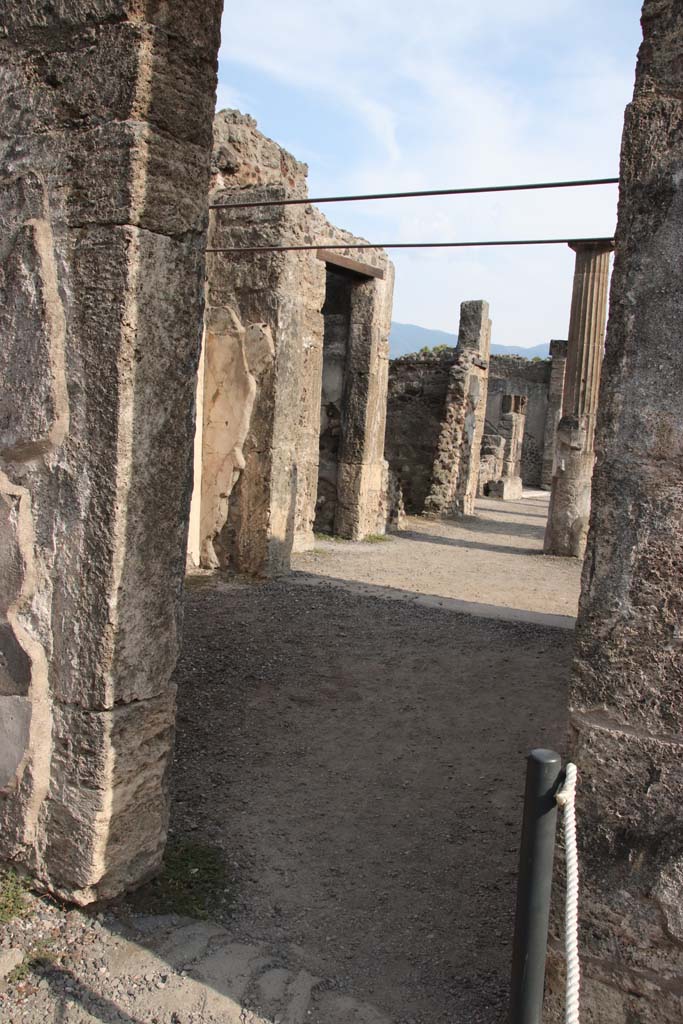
[556,763,580,1024]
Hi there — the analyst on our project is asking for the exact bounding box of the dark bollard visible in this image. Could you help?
[509,748,563,1024]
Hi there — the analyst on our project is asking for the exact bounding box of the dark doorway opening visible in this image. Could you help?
[314,265,355,534]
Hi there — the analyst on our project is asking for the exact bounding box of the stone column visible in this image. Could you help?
[0,3,222,902]
[425,300,491,516]
[335,264,395,540]
[544,3,683,1021]
[489,395,526,500]
[543,241,613,556]
[540,339,567,490]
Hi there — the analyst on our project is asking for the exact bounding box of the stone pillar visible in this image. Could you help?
[0,4,222,902]
[335,267,395,539]
[540,339,567,490]
[425,300,491,516]
[544,241,613,556]
[544,3,683,1021]
[488,395,526,500]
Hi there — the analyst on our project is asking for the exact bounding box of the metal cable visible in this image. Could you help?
[206,237,615,253]
[209,177,618,210]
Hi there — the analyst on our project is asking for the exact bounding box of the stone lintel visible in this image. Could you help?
[316,249,385,280]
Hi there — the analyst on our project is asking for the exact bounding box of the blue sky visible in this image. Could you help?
[216,1,644,348]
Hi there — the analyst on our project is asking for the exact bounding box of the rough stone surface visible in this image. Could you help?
[199,311,275,570]
[548,2,683,1020]
[540,340,568,490]
[488,476,523,501]
[384,352,453,513]
[190,111,394,571]
[0,4,222,901]
[481,395,527,500]
[544,241,612,557]
[485,355,551,487]
[477,432,506,497]
[386,340,552,514]
[424,300,491,516]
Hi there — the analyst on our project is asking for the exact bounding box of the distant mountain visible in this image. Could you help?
[390,321,549,360]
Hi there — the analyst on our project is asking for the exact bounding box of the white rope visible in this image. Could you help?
[555,762,580,1024]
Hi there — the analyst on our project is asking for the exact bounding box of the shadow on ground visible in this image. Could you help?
[167,575,571,1023]
[2,575,571,1024]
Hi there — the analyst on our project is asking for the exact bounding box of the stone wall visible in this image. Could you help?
[0,2,222,901]
[486,397,526,501]
[546,2,683,1019]
[384,353,453,513]
[387,344,555,511]
[485,355,551,487]
[188,111,394,572]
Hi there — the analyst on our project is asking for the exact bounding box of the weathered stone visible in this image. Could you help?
[389,301,501,512]
[485,355,551,487]
[189,111,394,570]
[0,3,222,901]
[484,394,526,500]
[544,242,613,557]
[548,2,683,1019]
[424,300,491,516]
[540,340,568,490]
[384,351,454,513]
[488,476,523,501]
[477,432,506,497]
[198,309,274,569]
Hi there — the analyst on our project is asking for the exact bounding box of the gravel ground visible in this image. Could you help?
[1,498,574,1023]
[293,492,582,627]
[167,574,571,1023]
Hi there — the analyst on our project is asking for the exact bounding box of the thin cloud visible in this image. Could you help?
[216,1,642,344]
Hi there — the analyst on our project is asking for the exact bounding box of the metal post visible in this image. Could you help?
[509,748,563,1024]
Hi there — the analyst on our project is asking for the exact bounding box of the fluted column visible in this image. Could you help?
[544,241,613,556]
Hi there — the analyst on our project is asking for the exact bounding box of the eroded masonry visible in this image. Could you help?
[0,1,225,902]
[546,4,683,1018]
[187,111,395,575]
[386,330,568,512]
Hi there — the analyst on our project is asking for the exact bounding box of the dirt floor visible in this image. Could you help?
[294,491,582,628]
[1,493,578,1024]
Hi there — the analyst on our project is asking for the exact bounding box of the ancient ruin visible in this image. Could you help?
[540,340,568,490]
[485,352,560,488]
[0,1,224,901]
[386,333,568,510]
[544,241,613,556]
[1,3,682,1023]
[386,300,492,515]
[486,395,526,501]
[186,112,394,575]
[423,300,491,516]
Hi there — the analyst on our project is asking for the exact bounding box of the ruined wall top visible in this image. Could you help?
[391,348,457,366]
[456,299,490,357]
[212,109,308,194]
[209,109,392,279]
[391,350,551,382]
[489,354,551,383]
